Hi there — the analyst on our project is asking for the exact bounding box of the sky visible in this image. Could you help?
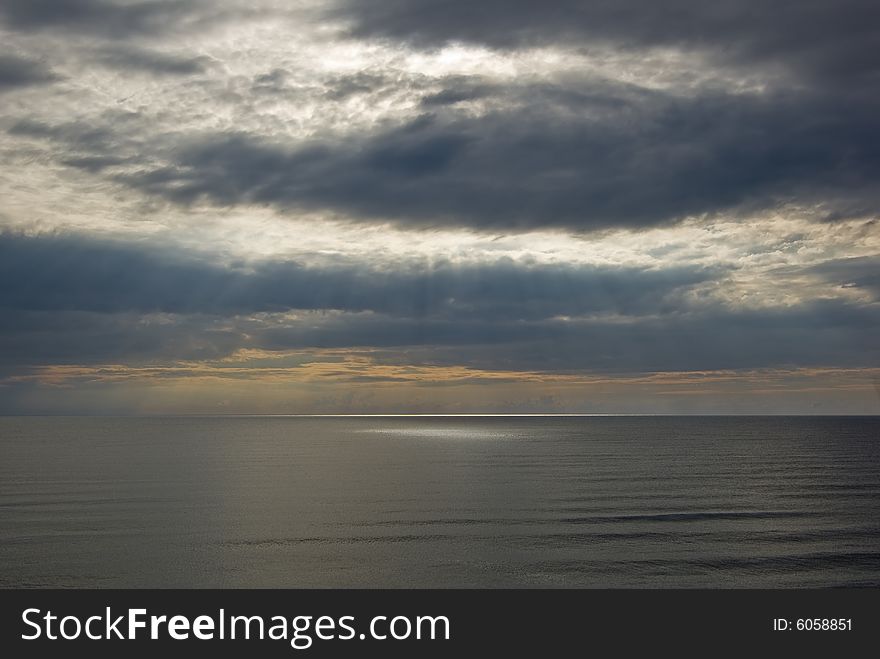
[0,0,878,414]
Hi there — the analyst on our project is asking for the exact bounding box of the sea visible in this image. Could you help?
[1,415,878,588]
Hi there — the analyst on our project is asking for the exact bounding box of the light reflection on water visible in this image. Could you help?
[360,426,514,439]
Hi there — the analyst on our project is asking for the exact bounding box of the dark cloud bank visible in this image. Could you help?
[4,2,879,232]
[0,233,718,319]
[122,87,880,231]
[12,80,880,232]
[0,234,876,374]
[332,0,880,85]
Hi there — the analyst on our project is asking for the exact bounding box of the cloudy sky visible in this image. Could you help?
[0,0,878,414]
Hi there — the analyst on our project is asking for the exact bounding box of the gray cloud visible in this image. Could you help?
[350,300,880,373]
[331,0,880,86]
[420,80,493,107]
[10,117,126,152]
[0,232,718,319]
[9,115,148,172]
[0,310,241,369]
[806,256,880,297]
[1,296,876,375]
[110,83,880,231]
[91,45,212,76]
[0,54,58,91]
[0,233,876,375]
[3,4,876,233]
[0,0,205,37]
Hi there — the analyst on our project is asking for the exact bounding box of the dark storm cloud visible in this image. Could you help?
[0,233,876,375]
[331,0,880,85]
[4,3,877,234]
[0,233,716,319]
[0,1,876,234]
[1,296,876,375]
[404,301,880,373]
[291,302,879,374]
[0,0,205,37]
[0,310,242,368]
[0,54,58,91]
[112,83,880,231]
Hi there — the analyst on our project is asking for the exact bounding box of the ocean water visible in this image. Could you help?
[0,415,878,588]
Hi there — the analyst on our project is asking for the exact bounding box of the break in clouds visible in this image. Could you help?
[0,0,878,413]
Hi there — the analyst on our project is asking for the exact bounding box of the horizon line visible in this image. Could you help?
[1,412,877,418]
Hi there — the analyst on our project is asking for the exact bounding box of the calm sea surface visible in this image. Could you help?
[1,416,878,588]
